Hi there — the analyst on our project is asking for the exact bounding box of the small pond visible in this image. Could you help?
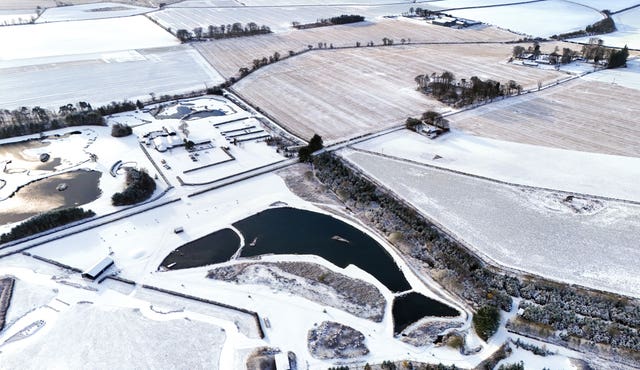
[186,110,226,120]
[160,228,240,270]
[0,170,102,226]
[392,292,460,334]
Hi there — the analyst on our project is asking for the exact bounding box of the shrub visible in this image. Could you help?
[112,168,156,206]
[111,123,133,137]
[298,134,323,162]
[473,305,501,341]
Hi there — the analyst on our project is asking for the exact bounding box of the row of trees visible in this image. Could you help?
[416,71,521,107]
[512,39,629,68]
[0,102,106,140]
[292,14,365,29]
[552,12,616,40]
[0,207,95,244]
[0,99,152,140]
[111,168,156,206]
[176,22,271,42]
[512,43,579,65]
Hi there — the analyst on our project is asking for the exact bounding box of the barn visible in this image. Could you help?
[82,256,115,280]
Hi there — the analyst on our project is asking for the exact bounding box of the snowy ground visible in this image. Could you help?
[352,129,640,202]
[571,6,640,49]
[445,1,603,37]
[36,2,153,22]
[22,171,522,368]
[341,149,640,298]
[581,58,640,90]
[0,15,177,61]
[0,46,223,110]
[0,254,260,369]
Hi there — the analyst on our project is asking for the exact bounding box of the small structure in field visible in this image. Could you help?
[82,256,114,280]
[274,352,290,370]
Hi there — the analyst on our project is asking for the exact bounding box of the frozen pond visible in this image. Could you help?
[235,207,412,293]
[160,228,240,270]
[0,170,102,226]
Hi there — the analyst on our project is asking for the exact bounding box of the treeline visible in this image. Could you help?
[416,71,521,108]
[0,207,95,244]
[176,22,271,42]
[552,13,615,40]
[512,42,580,65]
[0,102,105,139]
[313,153,640,358]
[0,100,148,140]
[292,14,365,29]
[111,168,156,206]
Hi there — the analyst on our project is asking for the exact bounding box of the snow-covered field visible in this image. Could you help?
[569,0,640,12]
[582,58,640,90]
[234,0,413,5]
[149,3,415,33]
[571,6,640,49]
[422,0,538,10]
[36,2,153,22]
[0,15,177,61]
[195,18,518,78]
[0,46,223,110]
[446,1,603,37]
[353,129,640,202]
[341,149,640,298]
[446,77,640,157]
[233,43,564,142]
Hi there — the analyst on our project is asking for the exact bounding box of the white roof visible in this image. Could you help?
[84,256,114,277]
[274,353,289,370]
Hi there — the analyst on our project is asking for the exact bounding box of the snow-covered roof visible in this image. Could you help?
[82,256,114,280]
[274,353,289,370]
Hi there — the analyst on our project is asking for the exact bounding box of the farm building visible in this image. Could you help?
[432,16,457,27]
[82,256,114,280]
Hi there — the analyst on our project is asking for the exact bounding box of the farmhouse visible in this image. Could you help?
[432,16,457,27]
[82,256,114,280]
